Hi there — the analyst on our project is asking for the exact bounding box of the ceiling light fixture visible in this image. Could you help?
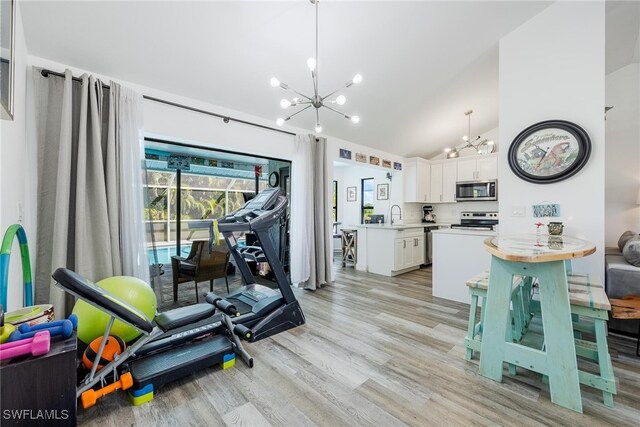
[444,110,495,158]
[271,0,361,133]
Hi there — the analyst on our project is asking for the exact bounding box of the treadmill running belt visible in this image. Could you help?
[129,335,233,388]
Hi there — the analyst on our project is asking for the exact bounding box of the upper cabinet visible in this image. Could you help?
[429,160,457,203]
[456,154,498,181]
[403,154,497,204]
[404,158,431,203]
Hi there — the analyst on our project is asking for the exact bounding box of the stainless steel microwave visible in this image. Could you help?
[455,180,497,201]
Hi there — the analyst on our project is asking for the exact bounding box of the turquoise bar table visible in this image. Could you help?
[479,234,596,413]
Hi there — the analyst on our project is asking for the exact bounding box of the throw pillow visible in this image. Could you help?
[622,236,640,267]
[618,230,637,252]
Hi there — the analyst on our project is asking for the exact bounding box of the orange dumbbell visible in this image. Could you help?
[81,372,133,409]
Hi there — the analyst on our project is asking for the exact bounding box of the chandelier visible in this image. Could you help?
[444,110,495,158]
[270,0,362,133]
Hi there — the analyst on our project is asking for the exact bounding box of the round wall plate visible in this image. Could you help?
[507,120,591,184]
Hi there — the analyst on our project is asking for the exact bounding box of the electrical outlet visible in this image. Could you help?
[511,206,526,217]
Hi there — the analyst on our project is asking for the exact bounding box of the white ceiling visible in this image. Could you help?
[21,1,556,157]
[606,1,640,75]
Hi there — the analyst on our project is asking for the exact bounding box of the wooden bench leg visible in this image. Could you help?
[466,293,479,360]
[537,264,582,413]
[594,318,616,407]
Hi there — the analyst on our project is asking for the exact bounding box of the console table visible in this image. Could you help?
[479,234,596,413]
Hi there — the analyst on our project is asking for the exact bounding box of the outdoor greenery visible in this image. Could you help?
[145,171,266,221]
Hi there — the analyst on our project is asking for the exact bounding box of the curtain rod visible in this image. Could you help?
[39,69,297,137]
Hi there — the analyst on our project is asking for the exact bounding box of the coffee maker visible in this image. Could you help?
[422,205,436,223]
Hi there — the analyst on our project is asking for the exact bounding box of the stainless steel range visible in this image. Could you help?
[450,211,498,231]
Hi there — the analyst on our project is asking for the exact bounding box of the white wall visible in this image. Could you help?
[605,63,640,244]
[499,1,605,275]
[12,53,403,295]
[326,135,407,229]
[332,163,400,227]
[0,3,35,311]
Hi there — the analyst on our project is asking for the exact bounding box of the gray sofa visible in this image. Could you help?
[605,246,640,333]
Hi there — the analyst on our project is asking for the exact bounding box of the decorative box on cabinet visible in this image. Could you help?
[0,333,77,426]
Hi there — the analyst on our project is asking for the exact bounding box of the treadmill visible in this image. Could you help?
[133,187,305,356]
[210,187,305,341]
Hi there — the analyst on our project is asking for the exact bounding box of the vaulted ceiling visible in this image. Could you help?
[21,1,557,157]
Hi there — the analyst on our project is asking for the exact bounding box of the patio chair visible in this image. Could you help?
[171,240,230,302]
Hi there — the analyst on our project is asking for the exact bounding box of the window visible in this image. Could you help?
[332,180,338,222]
[361,178,374,224]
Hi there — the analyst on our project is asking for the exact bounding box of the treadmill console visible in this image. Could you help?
[226,188,283,224]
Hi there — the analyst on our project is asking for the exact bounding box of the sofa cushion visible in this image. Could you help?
[623,236,640,267]
[618,230,637,251]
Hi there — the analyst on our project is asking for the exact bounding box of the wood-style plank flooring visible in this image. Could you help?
[78,265,640,426]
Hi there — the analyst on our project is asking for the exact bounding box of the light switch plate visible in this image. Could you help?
[511,206,526,217]
[532,203,560,218]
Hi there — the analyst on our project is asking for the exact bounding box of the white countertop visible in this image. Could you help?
[355,222,451,230]
[431,228,497,237]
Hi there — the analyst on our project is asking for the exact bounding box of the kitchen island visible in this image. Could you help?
[355,223,449,277]
[432,228,497,303]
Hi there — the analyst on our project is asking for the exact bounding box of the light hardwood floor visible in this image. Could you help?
[79,265,640,426]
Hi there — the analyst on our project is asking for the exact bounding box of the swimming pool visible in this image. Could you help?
[147,245,192,265]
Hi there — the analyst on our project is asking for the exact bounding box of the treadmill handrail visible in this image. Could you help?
[217,194,288,233]
[249,195,288,231]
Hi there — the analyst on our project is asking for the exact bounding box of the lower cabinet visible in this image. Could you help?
[394,235,425,271]
[356,226,425,276]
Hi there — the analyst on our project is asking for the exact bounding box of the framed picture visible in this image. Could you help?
[508,120,591,184]
[382,159,391,168]
[393,162,402,171]
[339,148,352,160]
[1,0,15,120]
[347,186,357,202]
[355,152,366,163]
[369,156,380,166]
[377,183,389,200]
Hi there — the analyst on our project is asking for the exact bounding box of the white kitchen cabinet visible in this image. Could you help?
[394,235,425,271]
[411,235,425,265]
[429,161,457,203]
[429,163,443,202]
[356,224,425,276]
[393,238,407,271]
[442,162,457,202]
[403,158,431,203]
[456,154,498,181]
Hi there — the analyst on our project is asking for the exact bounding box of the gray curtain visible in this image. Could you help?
[290,134,332,290]
[310,137,332,290]
[34,69,121,313]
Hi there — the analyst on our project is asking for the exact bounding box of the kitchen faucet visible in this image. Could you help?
[390,204,402,225]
